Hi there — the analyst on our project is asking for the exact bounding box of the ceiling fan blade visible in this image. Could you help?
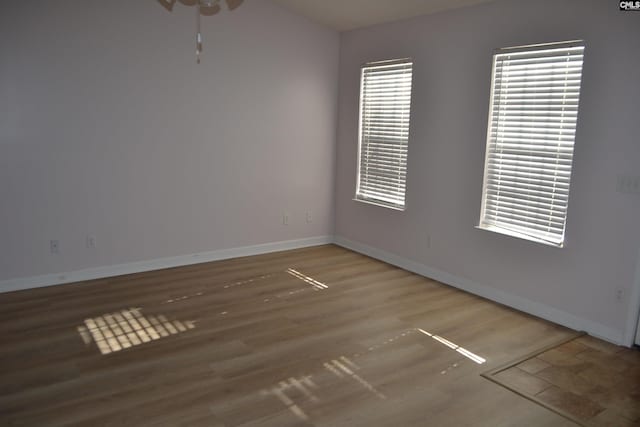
[178,0,198,6]
[157,0,177,11]
[200,3,221,16]
[225,0,244,11]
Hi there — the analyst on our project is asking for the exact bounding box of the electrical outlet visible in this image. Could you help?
[616,288,625,303]
[306,211,313,223]
[283,212,289,226]
[50,240,59,254]
[427,234,431,248]
[86,235,96,249]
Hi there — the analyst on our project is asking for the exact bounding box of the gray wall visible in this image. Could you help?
[335,0,640,342]
[0,0,339,281]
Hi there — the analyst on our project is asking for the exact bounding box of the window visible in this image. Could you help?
[356,59,413,210]
[479,41,585,247]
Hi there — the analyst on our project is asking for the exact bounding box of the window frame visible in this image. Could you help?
[355,58,414,211]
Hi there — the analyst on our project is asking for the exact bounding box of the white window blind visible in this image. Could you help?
[479,41,585,247]
[356,59,413,210]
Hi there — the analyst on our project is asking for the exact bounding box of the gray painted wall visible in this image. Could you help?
[335,0,640,340]
[0,0,339,281]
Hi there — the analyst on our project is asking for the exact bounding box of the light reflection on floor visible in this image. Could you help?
[220,324,486,424]
[199,269,328,313]
[223,274,273,290]
[324,357,387,400]
[77,308,195,355]
[158,269,327,323]
[286,268,328,290]
[164,292,203,304]
[417,328,486,364]
[363,328,486,365]
[262,376,319,421]
[262,355,383,422]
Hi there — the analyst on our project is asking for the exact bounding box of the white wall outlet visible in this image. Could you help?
[616,287,625,303]
[86,235,96,249]
[283,212,289,225]
[50,240,59,254]
[306,211,313,223]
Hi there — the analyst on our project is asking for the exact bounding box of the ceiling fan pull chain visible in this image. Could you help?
[196,2,202,64]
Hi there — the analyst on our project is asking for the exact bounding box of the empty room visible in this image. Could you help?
[1,0,640,425]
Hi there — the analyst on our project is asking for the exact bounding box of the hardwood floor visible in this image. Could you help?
[0,244,588,426]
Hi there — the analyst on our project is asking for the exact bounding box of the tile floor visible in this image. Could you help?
[491,336,640,427]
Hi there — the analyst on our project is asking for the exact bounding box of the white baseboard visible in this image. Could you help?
[0,236,333,294]
[334,236,625,346]
[623,248,640,347]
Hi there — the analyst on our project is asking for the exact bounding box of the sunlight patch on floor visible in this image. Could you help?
[77,308,195,355]
[324,356,387,400]
[418,328,486,364]
[223,274,273,290]
[262,377,316,422]
[286,268,328,290]
[164,292,204,304]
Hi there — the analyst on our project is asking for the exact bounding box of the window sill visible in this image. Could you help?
[475,224,564,248]
[353,197,405,211]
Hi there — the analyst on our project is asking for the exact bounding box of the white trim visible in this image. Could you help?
[0,236,333,294]
[334,236,624,346]
[623,247,640,346]
[353,197,405,211]
[475,225,563,249]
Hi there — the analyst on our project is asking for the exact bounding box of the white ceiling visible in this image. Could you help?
[272,0,499,32]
